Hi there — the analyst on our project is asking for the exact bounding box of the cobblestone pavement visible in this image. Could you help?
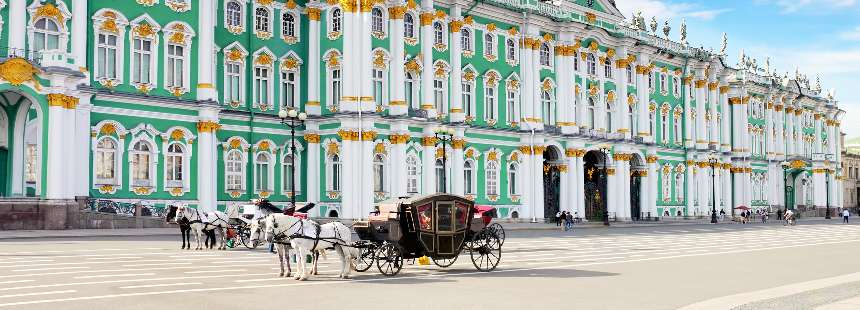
[0,222,858,309]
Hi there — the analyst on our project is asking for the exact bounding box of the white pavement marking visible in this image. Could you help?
[0,290,76,299]
[75,273,156,279]
[0,280,33,285]
[679,271,860,310]
[13,266,89,272]
[0,274,274,292]
[120,283,202,289]
[2,236,857,308]
[184,269,247,274]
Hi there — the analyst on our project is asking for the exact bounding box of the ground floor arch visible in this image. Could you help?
[0,91,43,198]
[543,145,563,219]
[629,154,646,221]
[583,150,608,222]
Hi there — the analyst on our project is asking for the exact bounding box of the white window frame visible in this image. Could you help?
[224,0,246,33]
[280,58,301,109]
[586,53,596,76]
[404,13,416,40]
[484,76,498,121]
[672,77,680,97]
[325,50,343,111]
[164,142,188,189]
[128,139,158,189]
[253,54,274,111]
[508,162,519,196]
[626,64,633,84]
[370,7,387,38]
[462,72,475,119]
[254,6,272,37]
[461,28,474,54]
[541,89,554,125]
[327,154,342,192]
[485,160,500,197]
[254,151,275,193]
[662,167,671,202]
[162,22,194,94]
[95,137,120,186]
[604,57,613,79]
[406,153,421,194]
[328,7,342,39]
[373,154,388,194]
[224,58,245,106]
[406,71,419,110]
[281,11,300,42]
[505,85,518,124]
[130,33,158,88]
[463,159,476,195]
[281,150,302,195]
[483,32,496,58]
[539,43,552,67]
[505,37,517,63]
[434,78,447,113]
[673,113,682,145]
[225,149,246,192]
[675,170,684,202]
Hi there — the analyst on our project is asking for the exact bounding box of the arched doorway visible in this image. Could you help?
[543,146,561,220]
[630,155,645,221]
[583,150,607,221]
[0,91,42,197]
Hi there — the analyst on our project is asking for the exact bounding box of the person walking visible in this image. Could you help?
[843,209,850,224]
[776,209,783,221]
[719,209,726,221]
[761,209,768,223]
[555,211,562,227]
[559,211,567,231]
[565,211,574,231]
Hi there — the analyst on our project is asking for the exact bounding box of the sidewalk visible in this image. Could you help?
[0,217,840,239]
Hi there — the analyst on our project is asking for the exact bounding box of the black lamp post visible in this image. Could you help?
[782,161,790,217]
[278,108,307,210]
[825,154,833,219]
[599,146,610,226]
[434,126,455,193]
[710,158,718,224]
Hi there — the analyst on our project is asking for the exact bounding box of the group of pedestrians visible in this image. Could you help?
[555,211,577,231]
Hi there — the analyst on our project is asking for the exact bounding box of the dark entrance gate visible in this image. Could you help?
[583,151,606,222]
[630,176,641,221]
[543,147,561,220]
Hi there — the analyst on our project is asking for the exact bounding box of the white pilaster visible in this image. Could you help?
[8,0,25,55]
[196,106,220,212]
[196,0,217,101]
[419,6,435,118]
[306,6,322,115]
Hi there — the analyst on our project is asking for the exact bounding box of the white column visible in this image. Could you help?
[596,74,606,133]
[448,8,463,122]
[575,53,586,132]
[388,5,407,116]
[683,76,693,147]
[421,130,436,194]
[451,135,465,195]
[765,101,774,158]
[306,7,322,115]
[720,84,730,152]
[196,0,217,101]
[636,56,651,141]
[196,107,220,212]
[786,105,795,156]
[814,112,823,154]
[340,5,360,112]
[74,95,92,196]
[8,0,25,55]
[532,146,545,219]
[559,164,570,212]
[685,159,694,214]
[71,0,88,70]
[305,133,321,204]
[694,73,707,150]
[45,96,69,199]
[708,80,718,148]
[575,153,585,217]
[617,54,629,139]
[419,7,435,118]
[647,152,658,217]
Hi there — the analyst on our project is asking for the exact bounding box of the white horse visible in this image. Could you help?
[262,214,357,280]
[174,206,230,250]
[253,217,328,278]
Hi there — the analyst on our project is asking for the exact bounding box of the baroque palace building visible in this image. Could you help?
[0,0,846,221]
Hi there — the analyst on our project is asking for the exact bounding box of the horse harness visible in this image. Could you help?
[274,218,347,251]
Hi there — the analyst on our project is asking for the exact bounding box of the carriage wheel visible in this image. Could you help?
[432,256,458,268]
[353,244,376,272]
[469,231,502,272]
[376,243,403,276]
[240,227,261,250]
[489,223,506,246]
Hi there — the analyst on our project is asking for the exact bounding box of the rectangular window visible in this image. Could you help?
[462,83,472,117]
[485,87,495,120]
[166,44,185,88]
[373,69,384,108]
[254,67,270,107]
[226,62,241,103]
[506,90,517,124]
[97,33,118,79]
[281,71,296,108]
[434,79,444,112]
[132,38,152,84]
[331,69,342,108]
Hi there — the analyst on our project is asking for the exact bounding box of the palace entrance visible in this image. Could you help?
[583,150,607,222]
[630,155,645,221]
[543,146,562,220]
[0,91,42,197]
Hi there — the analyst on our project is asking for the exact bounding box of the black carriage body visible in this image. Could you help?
[354,194,476,259]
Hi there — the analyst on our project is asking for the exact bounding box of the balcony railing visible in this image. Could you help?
[0,48,77,70]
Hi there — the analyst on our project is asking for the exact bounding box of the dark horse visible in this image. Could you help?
[167,206,216,249]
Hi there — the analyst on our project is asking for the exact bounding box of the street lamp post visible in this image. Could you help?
[782,161,790,217]
[600,146,610,226]
[710,158,718,224]
[278,108,307,211]
[434,126,455,193]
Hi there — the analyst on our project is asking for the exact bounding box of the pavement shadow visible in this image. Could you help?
[353,268,618,284]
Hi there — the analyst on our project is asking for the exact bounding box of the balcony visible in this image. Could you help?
[1,48,78,70]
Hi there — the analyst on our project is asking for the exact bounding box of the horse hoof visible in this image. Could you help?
[294,276,301,280]
[279,272,284,277]
[342,275,351,279]
[284,273,291,278]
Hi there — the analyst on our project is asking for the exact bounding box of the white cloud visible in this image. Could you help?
[613,0,731,21]
[774,0,856,13]
[840,26,860,41]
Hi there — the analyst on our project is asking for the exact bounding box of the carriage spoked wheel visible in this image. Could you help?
[238,227,260,249]
[469,230,502,272]
[375,242,403,276]
[353,243,377,273]
[432,255,458,268]
[488,223,506,246]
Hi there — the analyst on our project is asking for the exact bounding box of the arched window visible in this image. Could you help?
[373,154,385,192]
[464,160,475,195]
[661,114,668,143]
[435,158,446,193]
[33,18,61,52]
[460,28,472,52]
[462,78,473,117]
[404,13,415,38]
[226,1,242,29]
[165,143,184,187]
[255,153,271,192]
[255,8,270,33]
[131,141,153,186]
[506,38,515,61]
[672,77,680,97]
[331,8,342,33]
[330,154,342,192]
[604,58,613,78]
[586,53,596,75]
[508,163,518,196]
[649,109,656,135]
[586,97,596,129]
[486,161,499,196]
[406,155,420,194]
[485,83,496,120]
[95,138,117,184]
[673,114,682,144]
[283,13,296,37]
[675,172,684,202]
[629,102,637,133]
[96,33,118,79]
[433,22,444,45]
[648,72,654,90]
[484,33,495,55]
[541,90,553,125]
[659,74,667,92]
[539,43,551,66]
[662,168,671,202]
[506,86,518,124]
[405,72,418,109]
[371,7,384,33]
[606,101,613,132]
[225,150,244,191]
[283,154,295,193]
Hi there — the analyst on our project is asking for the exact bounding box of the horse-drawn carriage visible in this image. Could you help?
[352,194,504,276]
[226,200,313,249]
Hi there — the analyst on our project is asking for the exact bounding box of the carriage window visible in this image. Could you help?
[436,202,453,232]
[417,203,432,230]
[455,203,469,230]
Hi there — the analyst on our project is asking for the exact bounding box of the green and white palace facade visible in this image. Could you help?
[0,0,846,221]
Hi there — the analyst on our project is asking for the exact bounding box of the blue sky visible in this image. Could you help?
[611,0,860,138]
